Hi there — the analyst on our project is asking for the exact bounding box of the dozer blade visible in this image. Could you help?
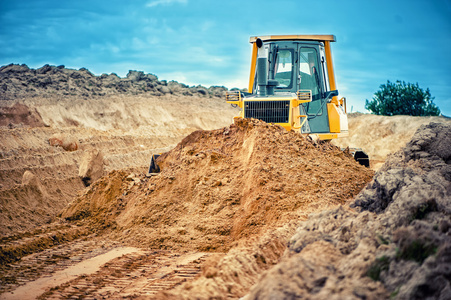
[147,154,161,176]
[342,147,370,168]
[353,150,370,167]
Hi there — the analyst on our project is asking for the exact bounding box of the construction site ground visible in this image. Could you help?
[1,66,450,299]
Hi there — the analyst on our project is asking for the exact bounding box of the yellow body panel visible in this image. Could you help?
[317,133,338,140]
[226,96,312,133]
[225,90,243,108]
[225,93,311,108]
[324,41,339,105]
[327,103,341,133]
[248,42,258,93]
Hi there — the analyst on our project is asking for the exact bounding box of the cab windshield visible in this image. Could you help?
[274,49,293,89]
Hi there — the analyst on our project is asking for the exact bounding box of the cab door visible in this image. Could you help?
[298,44,330,133]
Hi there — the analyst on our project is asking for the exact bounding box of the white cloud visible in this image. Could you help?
[146,0,187,8]
[158,66,249,90]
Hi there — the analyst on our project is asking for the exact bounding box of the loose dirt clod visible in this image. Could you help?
[48,134,79,151]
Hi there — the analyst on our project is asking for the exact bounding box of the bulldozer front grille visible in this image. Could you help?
[244,100,290,124]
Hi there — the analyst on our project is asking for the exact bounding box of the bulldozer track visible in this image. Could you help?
[38,250,209,299]
[1,232,209,299]
[0,233,119,295]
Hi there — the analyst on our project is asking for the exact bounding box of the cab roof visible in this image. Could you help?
[249,35,336,43]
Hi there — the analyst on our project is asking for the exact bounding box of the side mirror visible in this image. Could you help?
[324,90,338,100]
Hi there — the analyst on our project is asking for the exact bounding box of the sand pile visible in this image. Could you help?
[332,113,451,169]
[0,92,237,236]
[0,64,230,100]
[243,122,451,299]
[0,170,65,235]
[61,118,374,252]
[0,103,46,128]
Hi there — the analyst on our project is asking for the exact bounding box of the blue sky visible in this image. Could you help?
[1,0,450,115]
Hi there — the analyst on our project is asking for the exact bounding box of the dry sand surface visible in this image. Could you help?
[1,65,450,299]
[332,112,451,169]
[0,94,238,236]
[61,118,373,252]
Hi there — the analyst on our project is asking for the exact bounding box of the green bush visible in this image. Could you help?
[396,239,437,264]
[367,255,390,281]
[365,80,440,116]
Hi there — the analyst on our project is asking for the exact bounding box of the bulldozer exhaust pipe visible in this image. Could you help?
[256,38,268,96]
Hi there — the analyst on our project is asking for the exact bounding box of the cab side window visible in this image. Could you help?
[299,48,322,114]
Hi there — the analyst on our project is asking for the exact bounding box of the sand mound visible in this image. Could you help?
[61,118,374,252]
[0,103,46,128]
[0,170,63,235]
[0,64,231,100]
[0,93,237,237]
[332,113,451,169]
[78,149,105,186]
[244,122,451,299]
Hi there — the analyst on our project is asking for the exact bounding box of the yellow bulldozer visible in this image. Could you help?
[148,34,369,174]
[225,34,369,167]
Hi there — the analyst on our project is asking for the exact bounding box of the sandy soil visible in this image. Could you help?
[0,93,239,298]
[1,247,140,300]
[1,72,450,299]
[60,119,373,254]
[0,95,238,236]
[332,112,451,169]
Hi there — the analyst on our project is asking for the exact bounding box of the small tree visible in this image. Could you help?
[365,80,440,116]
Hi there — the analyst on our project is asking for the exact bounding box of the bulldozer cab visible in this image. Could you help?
[252,35,345,136]
[252,41,324,96]
[250,39,333,133]
[226,35,349,141]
